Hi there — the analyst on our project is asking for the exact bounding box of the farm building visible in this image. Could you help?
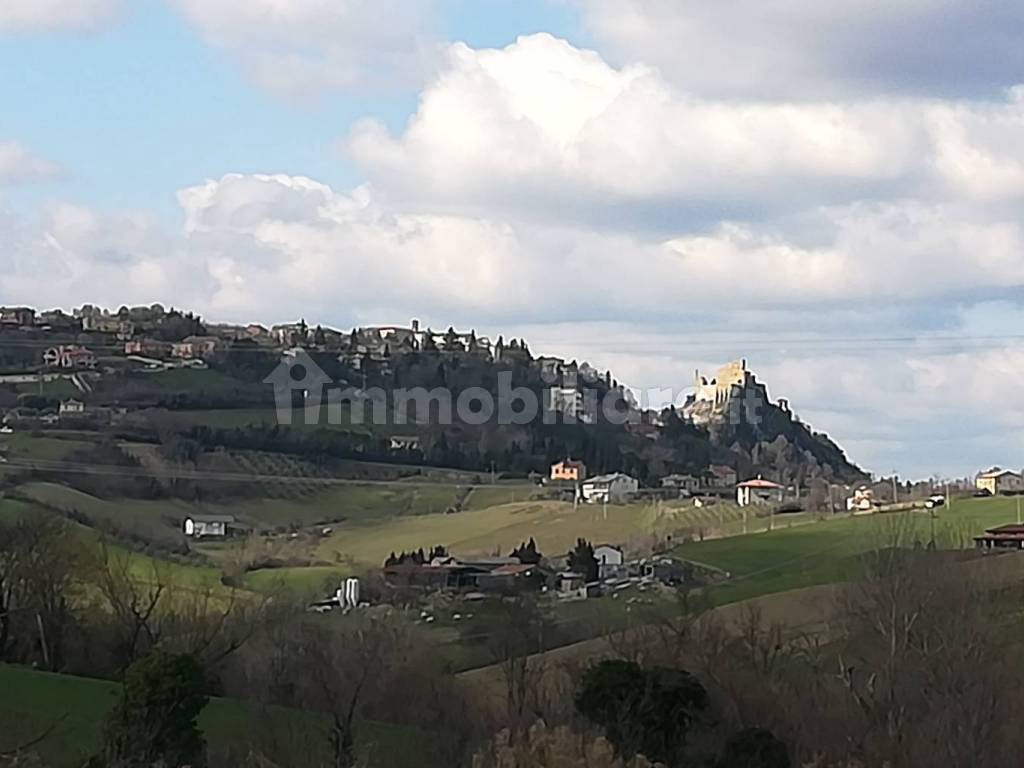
[183,514,239,539]
[594,544,625,579]
[661,474,701,494]
[580,473,638,504]
[736,477,785,507]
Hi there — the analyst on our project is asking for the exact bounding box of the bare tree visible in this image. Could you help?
[238,612,410,768]
[89,541,169,665]
[11,517,83,670]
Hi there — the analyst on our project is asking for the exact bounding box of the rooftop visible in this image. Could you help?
[738,478,785,489]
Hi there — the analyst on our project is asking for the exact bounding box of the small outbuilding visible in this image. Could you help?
[183,514,238,539]
[736,477,785,507]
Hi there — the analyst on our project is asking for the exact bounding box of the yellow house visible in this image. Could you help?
[976,468,1024,495]
[550,459,587,482]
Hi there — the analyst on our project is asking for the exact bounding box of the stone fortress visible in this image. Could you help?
[683,359,784,426]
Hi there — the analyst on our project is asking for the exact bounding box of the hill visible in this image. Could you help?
[0,306,865,489]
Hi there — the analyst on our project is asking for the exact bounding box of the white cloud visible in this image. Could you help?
[168,0,438,98]
[573,0,1024,99]
[0,142,63,184]
[0,0,121,31]
[0,202,197,310]
[350,34,1024,227]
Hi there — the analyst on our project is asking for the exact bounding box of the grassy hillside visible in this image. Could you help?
[0,664,431,768]
[316,498,757,568]
[674,494,1014,605]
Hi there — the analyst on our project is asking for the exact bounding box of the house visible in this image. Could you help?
[580,473,639,504]
[389,435,421,452]
[736,477,785,507]
[171,336,223,360]
[124,338,172,358]
[975,523,1024,551]
[594,545,625,579]
[383,555,519,591]
[536,356,565,378]
[37,310,80,332]
[58,399,86,416]
[42,345,96,370]
[705,464,738,488]
[272,322,310,346]
[976,468,1024,496]
[661,474,701,494]
[182,514,238,539]
[557,571,587,595]
[547,387,584,419]
[846,486,878,513]
[550,459,587,482]
[0,307,36,326]
[474,563,549,594]
[641,557,694,586]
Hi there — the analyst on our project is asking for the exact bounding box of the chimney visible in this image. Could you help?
[411,319,420,333]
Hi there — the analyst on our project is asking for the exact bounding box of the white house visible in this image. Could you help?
[661,474,701,494]
[736,477,785,507]
[846,486,877,513]
[547,387,584,419]
[580,473,639,504]
[594,545,625,579]
[59,399,86,416]
[389,435,421,452]
[183,514,236,539]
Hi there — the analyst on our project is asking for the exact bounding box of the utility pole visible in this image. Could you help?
[891,470,899,505]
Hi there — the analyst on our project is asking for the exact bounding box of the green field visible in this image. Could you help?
[316,498,755,568]
[674,495,1016,605]
[1,433,94,461]
[13,377,82,399]
[241,565,351,594]
[144,367,247,391]
[0,664,431,768]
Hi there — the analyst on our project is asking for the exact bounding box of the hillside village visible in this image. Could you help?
[0,303,865,487]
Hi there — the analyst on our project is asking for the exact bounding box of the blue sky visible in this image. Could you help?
[0,0,582,218]
[3,0,1024,478]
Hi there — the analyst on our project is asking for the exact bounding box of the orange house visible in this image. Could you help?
[550,459,587,482]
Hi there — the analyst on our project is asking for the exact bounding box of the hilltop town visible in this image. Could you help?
[0,303,864,491]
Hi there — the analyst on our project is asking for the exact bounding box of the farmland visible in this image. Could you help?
[314,497,767,569]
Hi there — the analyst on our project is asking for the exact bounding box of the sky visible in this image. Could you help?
[2,0,1024,479]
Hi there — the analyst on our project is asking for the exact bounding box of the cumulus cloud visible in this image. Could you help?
[168,0,438,98]
[0,0,121,31]
[350,35,1024,229]
[0,202,198,310]
[573,0,1024,99]
[0,142,63,184]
